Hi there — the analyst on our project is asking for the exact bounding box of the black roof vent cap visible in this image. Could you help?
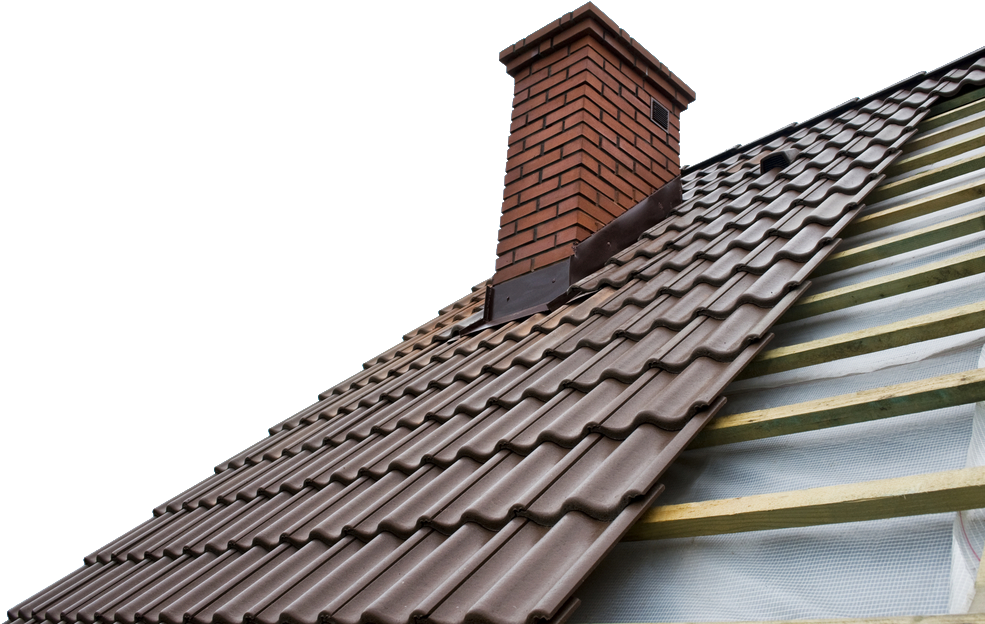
[760,149,800,174]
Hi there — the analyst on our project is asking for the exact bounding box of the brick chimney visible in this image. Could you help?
[494,3,695,286]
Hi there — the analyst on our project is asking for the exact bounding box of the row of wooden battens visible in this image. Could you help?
[623,86,985,606]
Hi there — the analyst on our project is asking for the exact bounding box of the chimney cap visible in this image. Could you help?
[499,2,695,104]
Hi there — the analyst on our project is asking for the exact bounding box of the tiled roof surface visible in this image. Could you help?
[8,54,985,624]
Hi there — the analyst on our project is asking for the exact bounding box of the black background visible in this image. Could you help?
[4,3,981,607]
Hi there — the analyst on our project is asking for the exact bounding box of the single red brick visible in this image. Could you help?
[577,167,616,200]
[509,117,547,146]
[568,112,617,144]
[512,90,529,108]
[521,94,568,126]
[532,245,575,270]
[543,123,600,154]
[498,221,516,240]
[625,62,648,91]
[511,93,547,119]
[558,193,618,226]
[619,107,652,143]
[567,83,618,120]
[599,165,636,198]
[599,110,640,145]
[543,151,597,180]
[521,121,564,151]
[537,179,595,208]
[518,147,562,177]
[574,34,622,70]
[496,229,535,255]
[505,143,545,174]
[503,170,545,200]
[650,135,679,162]
[563,136,617,172]
[518,176,562,204]
[602,62,641,97]
[545,98,592,128]
[536,208,600,238]
[509,115,528,134]
[617,135,652,169]
[574,58,620,94]
[504,167,522,186]
[506,141,524,160]
[546,70,604,102]
[530,44,570,74]
[493,258,534,284]
[546,43,605,77]
[622,88,650,117]
[527,69,569,99]
[500,200,537,227]
[516,205,558,232]
[495,252,514,270]
[598,193,630,219]
[616,164,654,196]
[554,224,593,246]
[633,136,668,166]
[601,84,636,119]
[635,164,667,191]
[514,234,558,261]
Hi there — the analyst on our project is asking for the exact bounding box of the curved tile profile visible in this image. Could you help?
[10,47,983,624]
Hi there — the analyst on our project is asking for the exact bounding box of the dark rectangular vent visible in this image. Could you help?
[760,149,799,174]
[650,98,669,129]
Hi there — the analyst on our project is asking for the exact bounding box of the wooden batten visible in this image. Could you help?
[625,466,985,541]
[740,300,985,379]
[867,151,985,204]
[842,178,985,236]
[815,210,985,276]
[785,249,985,322]
[693,368,985,448]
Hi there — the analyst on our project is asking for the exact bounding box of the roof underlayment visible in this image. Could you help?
[7,47,985,624]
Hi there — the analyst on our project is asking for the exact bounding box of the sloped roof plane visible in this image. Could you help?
[7,18,985,624]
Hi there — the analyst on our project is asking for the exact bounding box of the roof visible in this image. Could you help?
[7,42,985,624]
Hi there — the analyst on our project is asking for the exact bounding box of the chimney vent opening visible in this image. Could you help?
[650,98,669,129]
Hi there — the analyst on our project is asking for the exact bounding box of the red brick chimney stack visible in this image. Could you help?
[494,3,695,285]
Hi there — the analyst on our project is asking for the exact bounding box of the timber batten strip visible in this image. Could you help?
[785,249,985,322]
[927,85,985,118]
[740,300,985,378]
[888,127,985,176]
[624,466,985,541]
[843,179,985,237]
[905,107,985,153]
[815,210,985,276]
[866,151,985,204]
[693,368,985,448]
[920,87,985,132]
